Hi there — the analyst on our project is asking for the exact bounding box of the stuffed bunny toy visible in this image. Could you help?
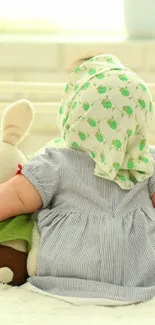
[0,99,39,286]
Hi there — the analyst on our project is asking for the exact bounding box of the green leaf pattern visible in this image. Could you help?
[57,54,153,189]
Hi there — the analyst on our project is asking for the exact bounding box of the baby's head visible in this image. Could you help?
[58,53,154,189]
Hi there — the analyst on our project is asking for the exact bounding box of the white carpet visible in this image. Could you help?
[0,284,155,324]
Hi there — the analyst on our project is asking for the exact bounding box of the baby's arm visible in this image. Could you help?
[0,175,42,221]
[0,148,61,221]
[152,193,155,207]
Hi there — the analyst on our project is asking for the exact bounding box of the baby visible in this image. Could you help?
[1,54,155,305]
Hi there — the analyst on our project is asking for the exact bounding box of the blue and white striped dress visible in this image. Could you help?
[22,147,155,302]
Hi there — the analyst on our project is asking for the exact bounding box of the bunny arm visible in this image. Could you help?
[27,222,40,276]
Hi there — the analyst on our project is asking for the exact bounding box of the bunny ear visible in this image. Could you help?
[1,99,34,146]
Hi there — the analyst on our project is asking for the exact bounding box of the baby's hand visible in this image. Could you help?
[152,193,155,208]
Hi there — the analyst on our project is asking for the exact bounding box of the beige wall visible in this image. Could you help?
[0,37,155,156]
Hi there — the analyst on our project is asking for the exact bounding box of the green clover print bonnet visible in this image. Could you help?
[57,54,154,190]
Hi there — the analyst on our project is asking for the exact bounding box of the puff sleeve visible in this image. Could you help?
[21,148,61,208]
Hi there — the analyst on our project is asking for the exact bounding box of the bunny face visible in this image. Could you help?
[0,99,34,184]
[0,142,27,183]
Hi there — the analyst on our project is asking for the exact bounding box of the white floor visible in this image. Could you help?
[0,284,155,325]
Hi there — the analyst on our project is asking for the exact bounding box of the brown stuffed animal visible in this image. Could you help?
[0,245,28,286]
